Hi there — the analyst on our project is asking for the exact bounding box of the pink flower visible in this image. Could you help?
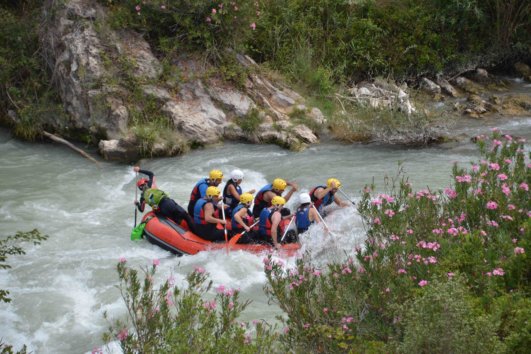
[472,164,479,172]
[444,188,457,199]
[323,307,329,314]
[488,163,500,171]
[487,220,499,228]
[432,228,443,235]
[514,247,525,255]
[194,266,205,274]
[117,328,128,341]
[418,280,428,287]
[492,268,505,276]
[135,5,141,12]
[153,259,160,267]
[480,230,487,236]
[303,323,310,329]
[212,8,217,14]
[250,22,256,30]
[504,134,512,141]
[283,326,289,334]
[407,229,414,235]
[119,257,127,263]
[508,204,516,210]
[504,159,512,164]
[373,217,381,225]
[519,182,529,191]
[447,227,459,236]
[342,267,352,274]
[160,5,166,10]
[456,175,472,183]
[371,199,382,206]
[492,139,502,146]
[216,284,226,294]
[390,234,400,241]
[206,16,212,23]
[501,184,511,196]
[384,209,395,218]
[486,201,498,210]
[313,270,321,277]
[497,173,508,181]
[447,272,455,279]
[398,268,407,274]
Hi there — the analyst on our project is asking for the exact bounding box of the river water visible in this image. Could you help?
[1,101,530,352]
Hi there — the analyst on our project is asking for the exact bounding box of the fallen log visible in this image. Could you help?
[42,131,101,167]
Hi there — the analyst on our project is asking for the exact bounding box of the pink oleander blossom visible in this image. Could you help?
[486,220,499,228]
[514,247,525,255]
[492,268,505,276]
[486,201,498,210]
[508,204,516,210]
[384,209,395,217]
[194,266,205,274]
[492,139,502,147]
[135,5,141,12]
[398,268,407,274]
[117,328,128,341]
[501,184,511,196]
[456,175,472,183]
[407,229,414,235]
[472,164,479,172]
[250,22,256,30]
[153,259,160,267]
[444,187,457,199]
[519,182,529,191]
[119,257,127,263]
[488,162,500,171]
[418,280,428,287]
[447,272,455,279]
[447,227,459,236]
[211,8,217,14]
[497,173,508,181]
[373,217,381,225]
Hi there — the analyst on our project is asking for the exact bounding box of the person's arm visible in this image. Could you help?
[205,203,225,224]
[234,208,251,232]
[310,207,320,223]
[135,198,146,212]
[334,194,349,207]
[271,212,282,248]
[228,184,241,201]
[263,190,275,204]
[134,166,155,188]
[283,182,298,202]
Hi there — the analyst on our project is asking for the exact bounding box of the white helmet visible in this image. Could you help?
[231,169,244,182]
[299,193,311,204]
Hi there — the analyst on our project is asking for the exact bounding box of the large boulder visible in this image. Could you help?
[420,78,441,94]
[514,62,531,82]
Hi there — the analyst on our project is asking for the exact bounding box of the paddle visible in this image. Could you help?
[134,172,138,227]
[280,215,296,242]
[228,219,260,246]
[312,204,336,237]
[220,200,229,247]
[338,189,356,206]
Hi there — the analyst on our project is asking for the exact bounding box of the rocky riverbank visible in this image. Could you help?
[2,0,530,161]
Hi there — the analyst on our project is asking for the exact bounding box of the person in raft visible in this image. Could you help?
[310,178,350,214]
[230,192,256,243]
[257,196,288,249]
[222,169,256,216]
[252,178,298,218]
[188,169,224,216]
[134,166,195,231]
[295,192,321,234]
[193,186,227,242]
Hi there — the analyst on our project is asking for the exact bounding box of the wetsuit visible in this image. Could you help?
[193,199,226,242]
[223,179,242,215]
[295,203,312,233]
[188,178,210,215]
[136,169,194,231]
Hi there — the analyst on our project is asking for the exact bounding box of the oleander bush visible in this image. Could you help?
[263,130,530,352]
[103,260,277,353]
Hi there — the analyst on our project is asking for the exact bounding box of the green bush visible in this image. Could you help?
[398,277,504,354]
[103,261,277,353]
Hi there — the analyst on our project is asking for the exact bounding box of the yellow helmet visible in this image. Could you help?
[206,186,221,198]
[209,169,224,180]
[272,178,287,191]
[327,178,341,189]
[239,193,253,205]
[271,196,286,207]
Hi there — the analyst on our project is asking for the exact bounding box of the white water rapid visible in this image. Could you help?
[1,114,530,353]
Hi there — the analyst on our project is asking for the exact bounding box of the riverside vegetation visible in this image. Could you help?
[1,1,530,154]
[102,130,529,353]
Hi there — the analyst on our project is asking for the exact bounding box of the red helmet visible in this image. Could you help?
[136,178,148,188]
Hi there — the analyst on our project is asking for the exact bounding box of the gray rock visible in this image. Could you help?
[452,77,483,94]
[207,85,255,117]
[420,78,441,94]
[514,62,531,81]
[436,75,459,97]
[308,107,326,126]
[142,85,172,102]
[292,124,318,143]
[98,139,138,161]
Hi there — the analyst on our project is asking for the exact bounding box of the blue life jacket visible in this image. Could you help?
[259,207,273,236]
[296,204,312,232]
[193,199,212,224]
[253,183,279,217]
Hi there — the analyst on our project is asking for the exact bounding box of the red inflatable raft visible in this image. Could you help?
[141,212,300,256]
